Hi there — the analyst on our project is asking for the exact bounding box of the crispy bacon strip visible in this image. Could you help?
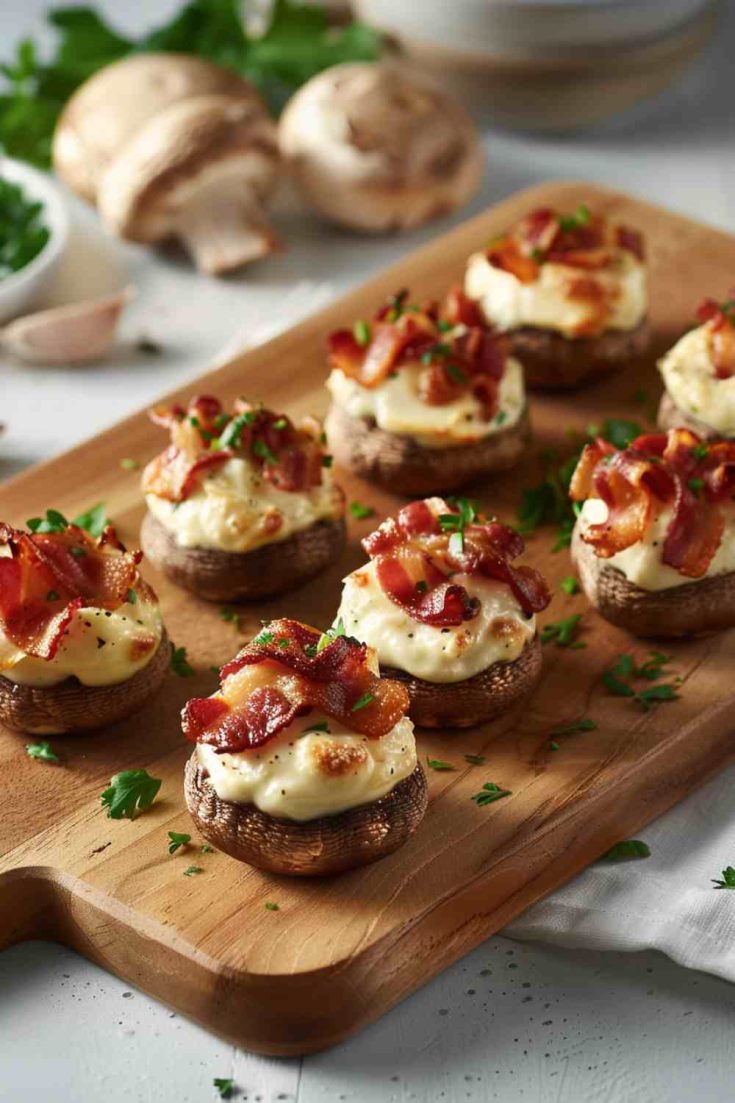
[182,619,409,754]
[0,522,143,663]
[142,395,327,502]
[363,500,550,626]
[696,296,735,379]
[571,428,735,578]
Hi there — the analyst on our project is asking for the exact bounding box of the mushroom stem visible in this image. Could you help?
[173,174,280,275]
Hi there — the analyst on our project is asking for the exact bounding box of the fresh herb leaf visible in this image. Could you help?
[426,757,455,771]
[540,614,585,649]
[635,683,678,711]
[471,782,512,807]
[602,669,636,698]
[168,831,191,855]
[302,720,330,734]
[560,575,579,595]
[220,607,242,631]
[636,650,673,681]
[264,901,279,911]
[600,839,651,862]
[126,588,137,605]
[218,410,254,449]
[201,844,214,854]
[170,643,194,677]
[349,500,375,520]
[27,508,68,533]
[353,319,371,346]
[463,754,486,766]
[558,203,591,231]
[445,363,467,384]
[350,691,374,713]
[316,618,345,653]
[253,438,277,465]
[549,741,560,752]
[73,501,108,536]
[183,865,203,877]
[213,1078,235,1098]
[0,176,50,277]
[25,740,59,764]
[549,718,597,738]
[712,866,735,889]
[321,453,333,468]
[101,769,161,819]
[251,628,273,646]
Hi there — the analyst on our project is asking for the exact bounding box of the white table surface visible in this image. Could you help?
[2,2,735,1101]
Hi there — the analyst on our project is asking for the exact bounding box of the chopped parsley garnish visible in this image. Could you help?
[27,502,109,536]
[315,618,346,653]
[27,508,68,534]
[213,1078,235,1098]
[170,643,194,677]
[218,410,254,449]
[302,720,330,734]
[220,607,242,631]
[445,363,467,384]
[46,589,60,602]
[439,497,477,532]
[101,769,161,819]
[688,477,704,494]
[600,839,651,862]
[167,831,191,855]
[253,438,277,465]
[201,845,214,854]
[119,457,140,470]
[0,176,50,277]
[353,319,371,346]
[560,575,579,595]
[264,901,280,911]
[321,454,333,468]
[471,782,512,807]
[349,500,375,520]
[273,416,288,430]
[540,614,585,649]
[426,757,455,771]
[549,741,560,752]
[351,691,375,713]
[602,651,679,710]
[712,866,735,889]
[549,718,597,738]
[26,740,59,764]
[421,342,451,365]
[72,502,109,537]
[558,203,591,231]
[464,754,486,766]
[252,629,274,646]
[693,442,710,460]
[126,588,137,605]
[183,865,203,877]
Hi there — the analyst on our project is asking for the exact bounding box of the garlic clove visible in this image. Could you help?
[0,287,134,365]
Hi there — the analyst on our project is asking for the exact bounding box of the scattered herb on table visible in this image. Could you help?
[600,840,651,862]
[101,769,161,819]
[602,651,679,711]
[426,757,455,771]
[464,754,486,766]
[25,740,59,764]
[183,865,203,877]
[560,575,579,596]
[170,643,195,677]
[213,1079,235,1099]
[540,614,586,649]
[712,866,735,889]
[471,782,512,807]
[201,845,215,854]
[119,457,140,470]
[349,500,375,520]
[220,607,242,632]
[167,831,191,855]
[0,175,50,278]
[550,718,597,739]
[264,901,280,912]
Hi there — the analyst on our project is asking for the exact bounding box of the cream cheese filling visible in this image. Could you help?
[464,250,647,338]
[0,597,163,687]
[578,498,735,591]
[145,456,342,552]
[336,559,535,682]
[326,356,525,449]
[658,322,735,435]
[197,712,417,822]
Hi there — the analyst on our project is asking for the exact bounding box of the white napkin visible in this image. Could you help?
[219,287,735,986]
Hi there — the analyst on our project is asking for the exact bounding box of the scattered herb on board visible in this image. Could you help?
[560,575,579,595]
[170,643,195,677]
[0,2,381,169]
[600,840,651,862]
[183,865,203,877]
[101,769,161,819]
[119,457,140,470]
[213,1079,235,1099]
[264,901,280,911]
[25,740,59,764]
[550,718,597,738]
[602,651,679,711]
[349,500,375,520]
[712,866,735,889]
[167,831,191,855]
[471,782,512,807]
[540,614,585,649]
[27,502,108,536]
[312,617,346,655]
[426,758,455,771]
[220,607,242,632]
[0,175,50,277]
[464,754,486,766]
[201,845,215,854]
[302,720,330,734]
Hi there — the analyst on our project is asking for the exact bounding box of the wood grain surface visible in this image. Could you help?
[2,181,735,1056]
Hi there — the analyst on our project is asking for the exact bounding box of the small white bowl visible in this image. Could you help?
[0,157,70,324]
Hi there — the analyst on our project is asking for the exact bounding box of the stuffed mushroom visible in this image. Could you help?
[464,205,649,390]
[325,288,530,496]
[182,617,427,876]
[570,427,735,637]
[0,518,168,734]
[658,295,735,439]
[141,395,345,602]
[335,498,550,728]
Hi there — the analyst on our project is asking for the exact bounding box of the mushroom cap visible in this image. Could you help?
[53,53,264,203]
[279,61,484,233]
[96,93,279,244]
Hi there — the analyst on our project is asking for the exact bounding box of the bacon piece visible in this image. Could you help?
[442,287,485,328]
[0,523,143,664]
[616,226,645,260]
[183,620,410,754]
[363,500,550,624]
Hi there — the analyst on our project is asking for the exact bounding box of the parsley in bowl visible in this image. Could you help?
[0,176,50,279]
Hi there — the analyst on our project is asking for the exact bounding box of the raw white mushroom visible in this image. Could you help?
[0,287,133,365]
[279,62,484,233]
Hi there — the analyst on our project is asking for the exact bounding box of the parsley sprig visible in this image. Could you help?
[170,643,195,677]
[471,782,512,807]
[167,831,191,855]
[25,740,59,764]
[712,866,735,889]
[540,614,585,649]
[27,501,108,537]
[101,769,161,820]
[600,839,651,862]
[602,652,679,711]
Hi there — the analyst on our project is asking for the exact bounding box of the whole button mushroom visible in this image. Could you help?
[53,53,262,204]
[96,94,281,275]
[279,62,484,233]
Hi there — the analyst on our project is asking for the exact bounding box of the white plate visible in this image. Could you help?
[0,157,70,324]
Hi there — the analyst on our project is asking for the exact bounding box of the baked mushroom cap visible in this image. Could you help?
[184,755,428,876]
[97,93,281,274]
[572,525,735,637]
[141,512,346,602]
[657,391,723,439]
[506,319,650,391]
[325,402,530,496]
[279,62,483,233]
[53,53,262,204]
[381,634,542,728]
[0,630,170,734]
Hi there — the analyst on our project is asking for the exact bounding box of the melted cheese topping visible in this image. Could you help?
[326,356,525,448]
[145,456,343,552]
[464,250,647,338]
[658,322,735,435]
[578,498,735,591]
[0,596,163,687]
[197,712,416,821]
[336,559,535,682]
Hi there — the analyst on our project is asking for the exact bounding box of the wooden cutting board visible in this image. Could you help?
[2,181,735,1057]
